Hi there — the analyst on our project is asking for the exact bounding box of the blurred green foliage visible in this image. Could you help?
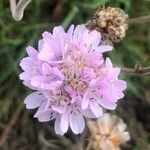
[0,0,149,149]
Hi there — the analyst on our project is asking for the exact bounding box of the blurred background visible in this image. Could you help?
[0,0,149,149]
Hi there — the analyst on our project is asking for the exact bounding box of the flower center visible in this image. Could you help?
[60,47,88,93]
[51,89,71,106]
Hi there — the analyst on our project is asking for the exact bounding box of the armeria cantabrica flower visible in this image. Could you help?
[19,25,127,135]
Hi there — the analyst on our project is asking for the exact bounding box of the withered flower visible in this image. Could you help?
[87,113,130,150]
[86,7,128,44]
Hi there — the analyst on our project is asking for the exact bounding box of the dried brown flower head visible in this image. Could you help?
[87,113,130,150]
[86,7,128,45]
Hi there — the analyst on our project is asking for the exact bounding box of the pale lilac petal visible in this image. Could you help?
[82,108,96,118]
[69,112,85,134]
[38,42,54,62]
[105,57,113,68]
[31,76,45,87]
[98,98,117,110]
[38,39,44,51]
[83,67,95,80]
[53,26,64,37]
[42,64,64,79]
[19,72,32,81]
[97,45,113,53]
[67,25,75,37]
[34,100,47,117]
[90,101,103,117]
[112,67,121,77]
[52,106,65,114]
[24,92,44,109]
[53,67,64,80]
[89,30,101,47]
[73,25,87,41]
[31,76,63,90]
[54,116,64,135]
[81,93,89,110]
[113,80,127,91]
[89,79,97,87]
[42,31,52,39]
[36,109,57,122]
[23,81,37,90]
[26,46,38,60]
[60,112,69,133]
[20,57,33,71]
[42,63,52,76]
[40,81,63,90]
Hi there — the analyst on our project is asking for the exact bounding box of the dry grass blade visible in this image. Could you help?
[0,103,24,147]
[9,0,32,21]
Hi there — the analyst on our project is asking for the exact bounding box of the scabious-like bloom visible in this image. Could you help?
[19,25,127,135]
[87,113,130,150]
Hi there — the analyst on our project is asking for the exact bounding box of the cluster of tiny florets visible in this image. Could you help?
[19,25,127,135]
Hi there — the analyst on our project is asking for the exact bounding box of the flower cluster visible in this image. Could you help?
[87,113,130,150]
[19,25,127,135]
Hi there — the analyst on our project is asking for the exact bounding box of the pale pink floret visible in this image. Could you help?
[19,25,126,135]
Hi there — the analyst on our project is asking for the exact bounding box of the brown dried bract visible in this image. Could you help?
[86,7,128,45]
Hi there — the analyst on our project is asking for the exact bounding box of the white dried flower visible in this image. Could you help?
[87,113,130,150]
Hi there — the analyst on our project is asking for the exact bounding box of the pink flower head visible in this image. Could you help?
[19,25,127,135]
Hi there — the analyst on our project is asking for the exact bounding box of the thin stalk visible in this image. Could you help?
[119,66,150,76]
[128,15,150,24]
